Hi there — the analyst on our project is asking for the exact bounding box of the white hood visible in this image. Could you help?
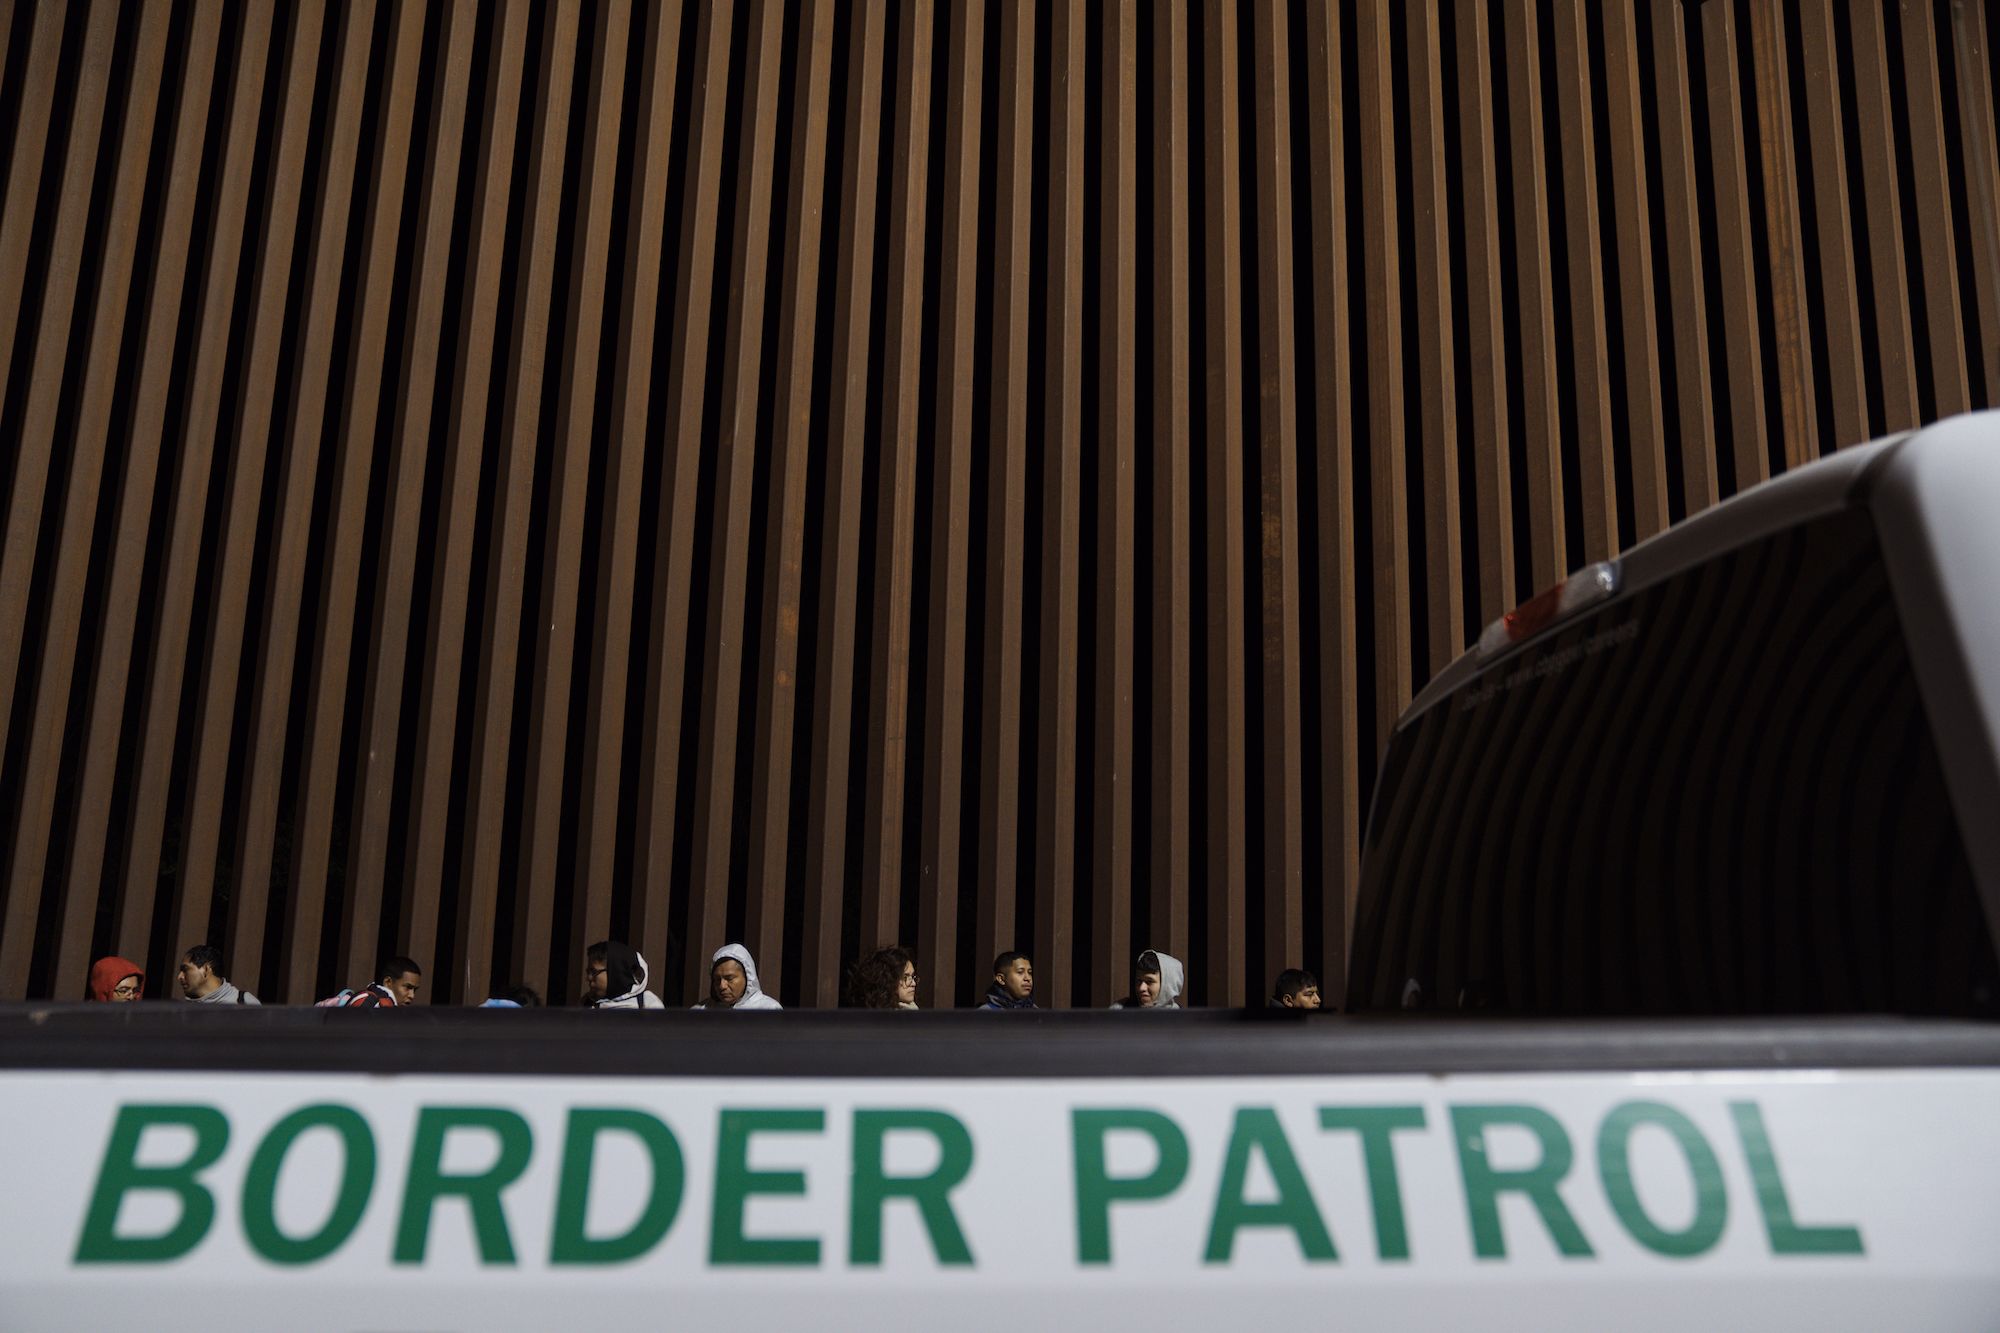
[1109,948,1187,1009]
[594,944,666,1009]
[693,943,783,1010]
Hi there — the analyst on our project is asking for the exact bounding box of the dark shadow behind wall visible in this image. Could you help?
[1,0,1995,1007]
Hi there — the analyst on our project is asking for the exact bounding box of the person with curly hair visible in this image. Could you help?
[845,945,920,1009]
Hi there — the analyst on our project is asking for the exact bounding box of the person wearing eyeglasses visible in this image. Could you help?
[87,956,145,1002]
[844,945,921,1009]
[583,939,665,1009]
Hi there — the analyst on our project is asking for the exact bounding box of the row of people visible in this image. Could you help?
[84,943,1327,1011]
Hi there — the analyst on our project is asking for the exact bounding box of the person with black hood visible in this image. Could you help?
[1109,949,1185,1009]
[981,951,1036,1009]
[691,943,783,1009]
[583,940,665,1009]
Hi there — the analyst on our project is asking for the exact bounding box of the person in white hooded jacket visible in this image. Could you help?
[692,943,783,1010]
[584,940,666,1009]
[1109,949,1186,1009]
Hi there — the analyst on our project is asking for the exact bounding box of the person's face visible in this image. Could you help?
[1282,985,1323,1009]
[997,958,1033,1000]
[176,957,211,998]
[897,961,918,1005]
[1136,970,1163,1006]
[711,959,747,1006]
[585,957,609,1000]
[108,974,142,1002]
[385,971,422,1006]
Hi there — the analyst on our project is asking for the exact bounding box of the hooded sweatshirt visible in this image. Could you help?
[592,941,666,1009]
[692,943,783,1010]
[1109,949,1185,1009]
[88,956,145,1002]
[189,979,261,1005]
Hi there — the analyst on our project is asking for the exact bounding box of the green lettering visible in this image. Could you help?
[550,1109,686,1265]
[1597,1101,1727,1258]
[1730,1101,1862,1256]
[710,1109,824,1266]
[849,1110,975,1266]
[242,1104,375,1264]
[1204,1107,1336,1263]
[1319,1106,1427,1260]
[1451,1105,1593,1260]
[1071,1109,1190,1265]
[393,1107,533,1265]
[75,1105,230,1263]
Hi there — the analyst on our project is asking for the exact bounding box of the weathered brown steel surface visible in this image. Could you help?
[1795,1,1869,451]
[1649,0,1719,514]
[1150,0,1194,973]
[1040,0,1085,1010]
[1499,0,1567,592]
[3,0,1992,1008]
[1701,0,1772,494]
[1849,0,1922,433]
[801,0,889,1007]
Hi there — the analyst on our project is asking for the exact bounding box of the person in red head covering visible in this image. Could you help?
[88,957,145,1002]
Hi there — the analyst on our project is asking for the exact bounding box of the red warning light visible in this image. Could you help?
[1476,562,1620,660]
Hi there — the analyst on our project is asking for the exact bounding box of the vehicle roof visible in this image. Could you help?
[1401,429,1913,723]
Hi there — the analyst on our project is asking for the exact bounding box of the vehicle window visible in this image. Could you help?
[1348,505,2000,1017]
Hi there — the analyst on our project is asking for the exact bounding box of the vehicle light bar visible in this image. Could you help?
[1476,561,1620,659]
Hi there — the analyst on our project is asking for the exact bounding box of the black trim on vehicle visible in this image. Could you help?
[2,1007,1996,1078]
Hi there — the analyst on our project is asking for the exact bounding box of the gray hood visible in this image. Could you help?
[1148,951,1186,1008]
[1109,949,1187,1009]
[695,943,782,1010]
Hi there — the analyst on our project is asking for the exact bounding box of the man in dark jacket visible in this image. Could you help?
[982,951,1036,1009]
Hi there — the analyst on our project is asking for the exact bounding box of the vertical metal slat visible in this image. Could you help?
[1036,0,1084,1009]
[743,0,838,997]
[1201,0,1249,1006]
[916,0,985,1006]
[801,0,891,1007]
[1149,0,1194,971]
[38,1,175,995]
[973,0,1035,985]
[1251,0,1307,994]
[1649,0,1721,511]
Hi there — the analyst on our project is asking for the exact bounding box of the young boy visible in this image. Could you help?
[1110,949,1185,1009]
[1272,968,1323,1009]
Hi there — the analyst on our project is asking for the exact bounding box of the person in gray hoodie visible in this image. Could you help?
[692,943,783,1010]
[1109,949,1185,1009]
[176,944,261,1005]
